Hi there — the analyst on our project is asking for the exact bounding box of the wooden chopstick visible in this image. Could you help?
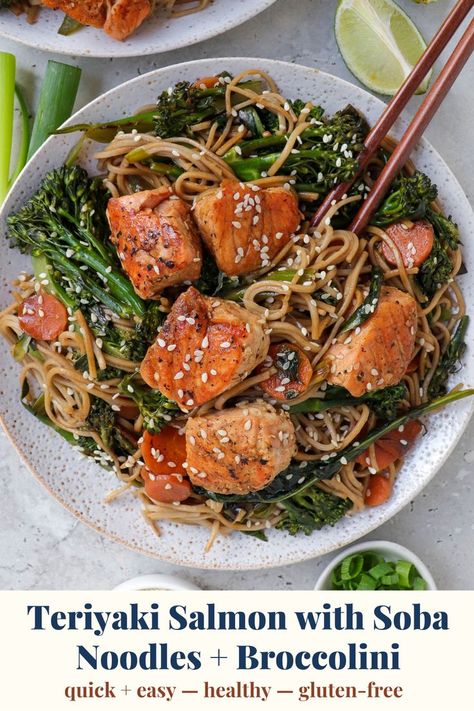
[311,0,474,229]
[350,17,474,234]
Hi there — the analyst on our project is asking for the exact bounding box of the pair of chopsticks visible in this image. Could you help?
[311,0,474,234]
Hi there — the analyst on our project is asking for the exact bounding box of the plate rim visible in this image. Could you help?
[1,56,473,569]
[0,0,278,58]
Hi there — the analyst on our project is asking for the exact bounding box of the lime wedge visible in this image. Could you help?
[335,0,431,96]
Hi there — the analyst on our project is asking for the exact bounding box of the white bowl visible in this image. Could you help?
[114,574,201,591]
[1,58,473,569]
[0,0,277,58]
[314,540,437,591]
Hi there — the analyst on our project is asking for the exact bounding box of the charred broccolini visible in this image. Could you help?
[7,165,145,319]
[372,171,460,297]
[276,488,352,536]
[222,105,369,194]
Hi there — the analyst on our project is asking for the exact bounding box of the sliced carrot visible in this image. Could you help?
[18,292,68,342]
[381,219,434,268]
[356,419,423,472]
[258,342,313,401]
[141,426,187,476]
[141,469,192,504]
[194,76,220,89]
[365,474,393,507]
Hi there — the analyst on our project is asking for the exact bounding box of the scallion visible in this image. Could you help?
[0,52,16,204]
[28,60,82,160]
[331,551,429,591]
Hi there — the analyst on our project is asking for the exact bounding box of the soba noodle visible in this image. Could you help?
[0,70,464,550]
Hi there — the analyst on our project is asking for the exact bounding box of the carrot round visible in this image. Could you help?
[194,76,220,89]
[18,292,68,342]
[382,219,434,268]
[356,419,423,472]
[142,470,192,504]
[365,474,393,507]
[141,426,187,476]
[258,342,313,401]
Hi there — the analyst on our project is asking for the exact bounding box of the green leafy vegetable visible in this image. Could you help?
[417,208,459,298]
[428,316,469,398]
[292,383,408,421]
[371,171,438,226]
[222,105,368,192]
[339,266,383,333]
[276,488,352,535]
[7,165,145,319]
[153,76,263,139]
[238,107,265,137]
[118,373,178,433]
[194,249,239,297]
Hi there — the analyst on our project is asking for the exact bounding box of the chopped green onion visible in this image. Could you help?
[340,554,364,580]
[13,333,32,362]
[413,576,427,590]
[356,573,378,590]
[396,560,415,588]
[9,84,30,186]
[58,15,83,36]
[28,60,82,160]
[368,562,393,580]
[0,52,16,204]
[381,573,400,586]
[331,550,429,590]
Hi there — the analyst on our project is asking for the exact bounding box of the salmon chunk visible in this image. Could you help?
[327,286,418,397]
[103,0,152,41]
[41,0,106,27]
[186,401,296,494]
[140,286,269,410]
[107,187,202,299]
[193,179,301,276]
[42,0,151,40]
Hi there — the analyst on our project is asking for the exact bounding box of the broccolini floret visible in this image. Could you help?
[153,75,263,139]
[276,488,352,535]
[417,208,460,298]
[222,104,368,194]
[372,171,438,226]
[7,165,145,319]
[119,373,178,433]
[428,316,469,398]
[371,171,460,298]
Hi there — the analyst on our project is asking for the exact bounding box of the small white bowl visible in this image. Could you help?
[114,574,201,591]
[314,540,437,591]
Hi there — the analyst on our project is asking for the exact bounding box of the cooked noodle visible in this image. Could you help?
[0,69,465,548]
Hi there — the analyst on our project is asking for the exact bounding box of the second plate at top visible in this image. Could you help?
[0,0,277,58]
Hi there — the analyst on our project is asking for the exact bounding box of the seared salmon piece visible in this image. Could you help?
[186,401,296,495]
[141,286,269,410]
[103,0,152,41]
[327,286,418,397]
[193,179,301,276]
[41,0,106,27]
[107,187,202,299]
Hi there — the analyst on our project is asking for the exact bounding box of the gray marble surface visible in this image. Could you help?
[0,0,473,590]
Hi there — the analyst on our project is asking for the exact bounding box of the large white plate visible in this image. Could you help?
[0,1,276,57]
[1,58,473,570]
